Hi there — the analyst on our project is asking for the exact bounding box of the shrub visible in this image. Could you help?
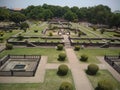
[20,22,29,30]
[17,34,24,41]
[59,82,73,90]
[80,54,88,62]
[114,34,120,37]
[0,32,4,36]
[57,44,63,50]
[97,80,113,90]
[87,64,99,75]
[9,30,13,33]
[74,45,80,51]
[53,26,58,29]
[100,28,105,34]
[58,53,66,61]
[34,30,38,33]
[110,39,115,42]
[49,32,53,36]
[92,26,97,31]
[57,64,69,76]
[0,37,4,42]
[6,43,13,50]
[78,31,82,37]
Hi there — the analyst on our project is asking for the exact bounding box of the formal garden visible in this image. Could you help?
[0,4,120,90]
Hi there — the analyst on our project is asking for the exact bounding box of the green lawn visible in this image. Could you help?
[75,48,120,63]
[87,70,120,90]
[0,70,75,90]
[0,47,67,63]
[0,30,21,43]
[21,22,48,37]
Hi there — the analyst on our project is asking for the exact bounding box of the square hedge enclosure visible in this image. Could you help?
[0,55,41,77]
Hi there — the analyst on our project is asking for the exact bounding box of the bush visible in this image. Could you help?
[92,26,97,31]
[87,64,99,75]
[58,53,66,61]
[57,44,63,50]
[17,34,24,41]
[78,31,82,37]
[59,82,73,90]
[49,32,53,36]
[97,80,113,90]
[57,64,69,76]
[0,37,4,42]
[100,28,105,34]
[6,43,13,50]
[114,34,120,37]
[9,30,13,33]
[0,32,4,36]
[74,45,80,51]
[80,54,88,62]
[34,30,38,33]
[20,22,29,30]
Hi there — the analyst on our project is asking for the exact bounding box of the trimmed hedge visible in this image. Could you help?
[74,45,80,51]
[49,32,53,36]
[59,82,73,90]
[6,43,13,50]
[34,30,38,33]
[80,54,88,62]
[97,80,113,90]
[87,64,99,75]
[57,64,69,76]
[57,44,63,50]
[58,53,66,61]
[0,37,4,42]
[17,34,24,41]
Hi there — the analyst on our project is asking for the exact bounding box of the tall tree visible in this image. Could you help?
[10,12,26,24]
[64,11,78,21]
[42,9,53,21]
[109,13,120,29]
[0,8,10,21]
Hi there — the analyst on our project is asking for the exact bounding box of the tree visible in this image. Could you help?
[109,13,120,29]
[20,22,29,31]
[71,6,79,14]
[10,12,26,24]
[0,8,10,21]
[64,11,78,21]
[42,9,53,21]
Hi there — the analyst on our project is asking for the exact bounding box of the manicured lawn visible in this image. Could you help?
[75,48,120,63]
[21,22,48,36]
[87,70,120,90]
[0,47,67,63]
[0,70,75,90]
[0,30,21,42]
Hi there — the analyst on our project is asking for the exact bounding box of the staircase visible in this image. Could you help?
[63,35,71,48]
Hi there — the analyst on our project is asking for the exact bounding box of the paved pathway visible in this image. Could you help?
[65,48,94,90]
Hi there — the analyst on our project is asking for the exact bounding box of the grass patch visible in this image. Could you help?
[0,47,67,63]
[87,70,120,90]
[75,48,120,63]
[0,70,75,90]
[0,30,21,42]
